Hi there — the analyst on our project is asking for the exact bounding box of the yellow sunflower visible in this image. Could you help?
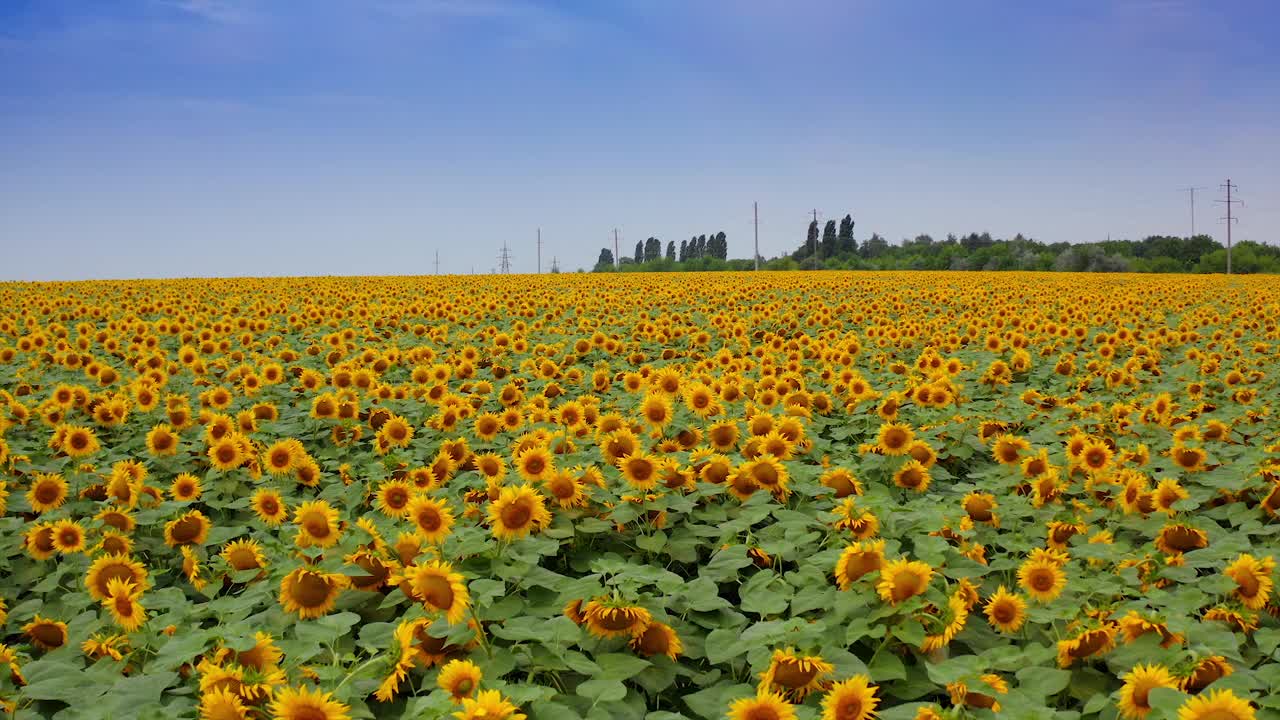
[983,586,1027,634]
[727,690,797,720]
[437,658,483,704]
[293,500,341,549]
[406,495,454,544]
[514,445,554,483]
[875,422,914,456]
[409,560,471,624]
[278,568,347,619]
[1018,557,1066,603]
[1223,553,1274,609]
[164,509,211,547]
[760,648,833,700]
[251,489,289,525]
[103,577,147,631]
[24,615,69,651]
[1117,664,1178,719]
[876,559,933,604]
[487,484,551,540]
[50,519,86,554]
[892,460,931,493]
[819,675,878,720]
[452,689,525,720]
[27,473,68,513]
[629,620,682,660]
[833,540,885,590]
[170,473,203,502]
[269,684,351,720]
[582,598,652,639]
[1174,688,1255,720]
[86,553,149,601]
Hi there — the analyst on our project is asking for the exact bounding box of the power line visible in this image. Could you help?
[1179,186,1209,238]
[497,242,513,274]
[1216,179,1242,275]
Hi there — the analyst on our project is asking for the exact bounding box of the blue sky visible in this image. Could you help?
[2,0,1277,280]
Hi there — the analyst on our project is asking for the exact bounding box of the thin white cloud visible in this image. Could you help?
[159,0,257,24]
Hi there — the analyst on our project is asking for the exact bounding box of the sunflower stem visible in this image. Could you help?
[334,655,383,695]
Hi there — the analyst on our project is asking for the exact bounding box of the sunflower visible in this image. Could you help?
[740,455,791,499]
[833,540,885,590]
[1155,523,1208,555]
[199,687,250,720]
[962,492,998,525]
[1056,623,1118,667]
[1223,553,1274,609]
[269,685,351,720]
[1079,439,1113,472]
[819,468,862,498]
[991,434,1030,465]
[60,424,100,457]
[832,498,880,539]
[544,469,587,508]
[618,451,659,491]
[922,592,970,652]
[262,440,300,475]
[50,519,86,554]
[26,472,69,513]
[819,675,878,720]
[582,598,652,639]
[1181,656,1233,692]
[1170,444,1207,472]
[473,453,506,482]
[876,559,933,604]
[727,691,796,720]
[207,435,245,471]
[1174,688,1255,720]
[96,506,137,532]
[25,522,57,561]
[629,620,682,660]
[1153,478,1189,513]
[1117,611,1183,648]
[378,415,414,449]
[278,568,347,619]
[345,548,393,591]
[639,393,673,429]
[984,586,1027,634]
[86,553,149,600]
[145,423,180,456]
[437,658,483,704]
[487,484,551,540]
[760,648,834,700]
[221,539,267,575]
[514,445,554,483]
[23,615,68,650]
[409,560,471,624]
[170,473,203,501]
[164,509,212,547]
[251,489,289,525]
[452,689,525,720]
[892,460,931,493]
[875,422,914,456]
[1019,557,1066,602]
[97,530,133,557]
[1117,664,1178,719]
[293,500,341,549]
[103,577,147,631]
[401,494,451,543]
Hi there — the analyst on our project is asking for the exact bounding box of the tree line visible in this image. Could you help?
[589,213,1279,273]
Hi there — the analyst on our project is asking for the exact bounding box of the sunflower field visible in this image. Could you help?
[1,272,1279,720]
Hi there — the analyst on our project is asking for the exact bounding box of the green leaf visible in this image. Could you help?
[1015,666,1071,698]
[596,653,653,681]
[577,677,627,703]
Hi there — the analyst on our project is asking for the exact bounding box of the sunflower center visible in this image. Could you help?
[453,678,474,696]
[835,696,864,720]
[30,623,65,647]
[891,573,925,601]
[297,513,329,539]
[418,574,455,611]
[170,516,203,543]
[291,704,330,720]
[524,456,546,475]
[294,573,333,607]
[772,660,818,688]
[216,445,237,464]
[751,463,779,486]
[228,548,260,570]
[113,595,134,616]
[626,459,653,482]
[1234,572,1261,598]
[270,449,291,468]
[58,529,80,546]
[1030,569,1055,592]
[416,509,442,532]
[69,433,89,450]
[36,482,63,504]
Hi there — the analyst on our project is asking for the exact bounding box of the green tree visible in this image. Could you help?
[665,240,676,261]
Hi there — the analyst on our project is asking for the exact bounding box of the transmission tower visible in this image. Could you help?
[497,242,513,274]
[550,256,560,273]
[1215,179,1242,275]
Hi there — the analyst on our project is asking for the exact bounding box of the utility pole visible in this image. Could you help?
[1180,187,1208,239]
[1216,179,1242,275]
[536,228,542,274]
[497,242,513,274]
[613,228,620,268]
[434,250,440,275]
